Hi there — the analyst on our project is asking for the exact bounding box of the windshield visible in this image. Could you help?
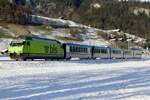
[10,42,25,46]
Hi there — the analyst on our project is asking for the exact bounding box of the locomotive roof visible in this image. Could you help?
[25,36,61,44]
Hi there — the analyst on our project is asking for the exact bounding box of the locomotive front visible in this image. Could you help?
[8,39,26,60]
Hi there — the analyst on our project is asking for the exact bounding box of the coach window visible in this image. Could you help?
[80,48,82,52]
[77,47,78,52]
[72,47,74,52]
[81,48,83,52]
[70,46,72,52]
[119,51,121,54]
[101,49,102,53]
[76,47,78,52]
[101,49,103,53]
[102,49,104,53]
[79,47,81,52]
[113,50,116,54]
[70,47,71,52]
[79,47,80,52]
[98,49,100,53]
[72,46,74,52]
[105,49,107,54]
[102,49,107,54]
[75,47,77,52]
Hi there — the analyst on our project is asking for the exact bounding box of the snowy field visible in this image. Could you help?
[0,59,150,100]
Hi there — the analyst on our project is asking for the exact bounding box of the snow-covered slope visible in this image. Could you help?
[0,59,150,100]
[0,26,15,37]
[0,38,11,52]
[28,15,84,28]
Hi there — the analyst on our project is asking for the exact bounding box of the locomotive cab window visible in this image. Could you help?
[10,42,24,46]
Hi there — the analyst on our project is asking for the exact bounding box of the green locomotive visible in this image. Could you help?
[8,37,64,60]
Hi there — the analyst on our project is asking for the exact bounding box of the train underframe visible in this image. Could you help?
[9,53,142,61]
[9,53,65,61]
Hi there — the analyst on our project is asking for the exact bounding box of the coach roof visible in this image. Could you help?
[64,43,92,48]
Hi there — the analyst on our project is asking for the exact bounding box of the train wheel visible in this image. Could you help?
[45,59,50,61]
[23,59,27,61]
[92,58,96,60]
[66,57,71,60]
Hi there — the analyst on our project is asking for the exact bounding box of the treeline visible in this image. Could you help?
[0,0,150,41]
[32,0,150,40]
[70,0,150,40]
[0,0,31,24]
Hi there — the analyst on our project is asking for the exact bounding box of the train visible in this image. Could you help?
[8,36,143,61]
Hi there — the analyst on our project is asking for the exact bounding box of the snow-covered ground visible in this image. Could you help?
[0,59,150,100]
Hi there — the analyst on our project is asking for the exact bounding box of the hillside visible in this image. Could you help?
[31,0,150,40]
[0,21,147,53]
